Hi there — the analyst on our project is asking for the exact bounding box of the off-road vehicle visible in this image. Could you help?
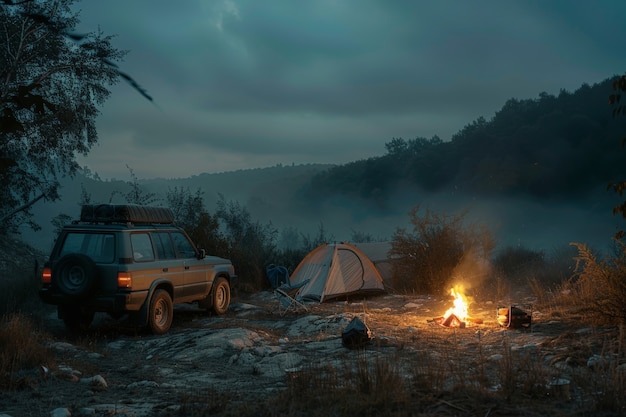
[39,204,237,334]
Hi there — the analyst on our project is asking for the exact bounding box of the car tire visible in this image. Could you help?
[149,289,173,335]
[60,306,95,332]
[53,254,97,299]
[211,277,231,315]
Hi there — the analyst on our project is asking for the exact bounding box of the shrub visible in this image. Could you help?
[480,244,577,304]
[564,241,626,325]
[389,205,495,295]
[0,235,46,316]
[215,196,278,293]
[0,313,54,389]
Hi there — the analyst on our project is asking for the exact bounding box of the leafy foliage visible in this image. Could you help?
[165,186,229,259]
[271,223,335,273]
[608,74,626,239]
[215,194,278,292]
[389,205,494,294]
[307,80,625,208]
[0,0,123,232]
[110,165,159,205]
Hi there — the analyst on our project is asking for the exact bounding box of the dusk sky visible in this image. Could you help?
[73,0,626,180]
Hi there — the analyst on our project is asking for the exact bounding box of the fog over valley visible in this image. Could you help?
[23,165,621,258]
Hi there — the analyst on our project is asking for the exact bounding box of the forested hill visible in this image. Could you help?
[304,77,626,205]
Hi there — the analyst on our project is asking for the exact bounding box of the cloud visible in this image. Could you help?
[73,0,626,179]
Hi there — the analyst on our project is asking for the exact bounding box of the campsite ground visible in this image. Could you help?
[1,288,624,416]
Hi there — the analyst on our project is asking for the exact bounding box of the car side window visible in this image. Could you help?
[171,232,196,258]
[153,232,176,260]
[131,233,155,262]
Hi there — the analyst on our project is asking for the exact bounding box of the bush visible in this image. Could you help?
[389,205,494,295]
[215,196,278,293]
[562,241,626,325]
[0,313,54,389]
[0,235,46,316]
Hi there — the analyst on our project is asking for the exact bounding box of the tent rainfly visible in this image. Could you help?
[289,242,385,302]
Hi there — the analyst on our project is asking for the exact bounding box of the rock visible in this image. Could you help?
[80,375,108,389]
[75,408,95,416]
[49,342,77,353]
[85,352,104,360]
[587,354,605,368]
[50,408,71,417]
[56,365,81,381]
[127,380,159,389]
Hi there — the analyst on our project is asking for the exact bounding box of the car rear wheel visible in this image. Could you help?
[149,289,173,335]
[211,277,231,315]
[53,254,97,299]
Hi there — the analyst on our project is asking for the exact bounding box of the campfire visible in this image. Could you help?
[433,286,482,328]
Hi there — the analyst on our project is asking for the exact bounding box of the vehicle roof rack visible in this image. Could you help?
[80,204,175,225]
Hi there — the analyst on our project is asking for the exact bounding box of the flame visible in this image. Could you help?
[443,285,469,321]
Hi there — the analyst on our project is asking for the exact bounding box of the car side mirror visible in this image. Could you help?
[197,248,206,260]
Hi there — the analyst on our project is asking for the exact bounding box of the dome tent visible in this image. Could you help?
[289,242,385,302]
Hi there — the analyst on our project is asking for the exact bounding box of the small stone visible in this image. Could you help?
[80,375,108,389]
[50,408,71,417]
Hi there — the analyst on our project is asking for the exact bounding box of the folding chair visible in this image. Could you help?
[274,280,309,315]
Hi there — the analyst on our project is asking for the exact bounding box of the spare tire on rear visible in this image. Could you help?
[53,254,97,299]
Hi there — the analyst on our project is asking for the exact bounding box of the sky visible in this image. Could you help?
[72,0,626,180]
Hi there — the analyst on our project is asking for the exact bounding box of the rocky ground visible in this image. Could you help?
[0,289,623,417]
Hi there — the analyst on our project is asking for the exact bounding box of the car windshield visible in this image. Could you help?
[60,232,115,264]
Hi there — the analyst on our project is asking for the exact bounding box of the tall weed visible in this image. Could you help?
[0,313,54,389]
[567,241,626,325]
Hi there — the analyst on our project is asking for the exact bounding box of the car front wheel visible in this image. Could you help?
[148,289,173,335]
[211,277,231,315]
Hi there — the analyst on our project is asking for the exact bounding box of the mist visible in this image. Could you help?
[21,165,619,260]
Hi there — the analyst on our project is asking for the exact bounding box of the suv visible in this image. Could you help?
[39,204,237,334]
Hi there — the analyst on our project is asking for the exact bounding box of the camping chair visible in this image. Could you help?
[266,264,290,289]
[274,280,309,315]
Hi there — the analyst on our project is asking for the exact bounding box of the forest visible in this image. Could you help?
[305,78,625,207]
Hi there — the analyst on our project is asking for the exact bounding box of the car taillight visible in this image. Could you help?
[117,272,132,289]
[41,267,52,284]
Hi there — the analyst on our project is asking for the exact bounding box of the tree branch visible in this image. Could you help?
[0,191,45,223]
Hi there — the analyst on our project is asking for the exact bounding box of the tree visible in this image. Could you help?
[0,0,124,233]
[165,186,228,258]
[215,194,278,292]
[608,75,626,239]
[110,165,159,205]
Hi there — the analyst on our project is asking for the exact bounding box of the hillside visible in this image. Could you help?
[306,78,625,204]
[20,78,625,254]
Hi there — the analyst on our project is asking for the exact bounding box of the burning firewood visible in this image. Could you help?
[431,286,482,328]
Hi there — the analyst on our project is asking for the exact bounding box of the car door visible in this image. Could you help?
[151,231,186,300]
[128,232,164,293]
[171,231,210,299]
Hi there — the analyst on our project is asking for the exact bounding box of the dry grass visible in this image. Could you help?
[0,313,55,390]
[178,387,234,416]
[2,236,626,416]
[256,326,625,417]
[0,235,48,317]
[561,241,626,326]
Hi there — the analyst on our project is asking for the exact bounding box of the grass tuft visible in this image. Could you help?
[0,313,54,390]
